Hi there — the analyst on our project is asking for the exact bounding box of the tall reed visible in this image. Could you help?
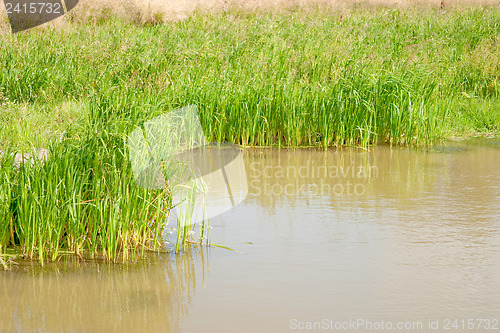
[0,93,209,265]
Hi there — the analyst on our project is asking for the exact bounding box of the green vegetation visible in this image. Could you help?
[2,6,500,148]
[0,97,170,266]
[1,5,500,265]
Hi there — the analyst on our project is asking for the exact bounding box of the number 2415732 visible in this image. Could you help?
[5,3,63,15]
[443,319,499,330]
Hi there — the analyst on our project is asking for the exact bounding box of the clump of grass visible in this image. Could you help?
[0,93,209,265]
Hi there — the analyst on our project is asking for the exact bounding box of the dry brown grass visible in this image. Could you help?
[1,0,500,29]
[78,0,500,21]
[0,0,498,35]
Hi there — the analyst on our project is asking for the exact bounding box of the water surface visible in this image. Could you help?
[2,142,500,332]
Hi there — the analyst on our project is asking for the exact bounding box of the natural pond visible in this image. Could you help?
[2,141,500,332]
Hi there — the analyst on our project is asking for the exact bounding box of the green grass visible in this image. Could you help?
[0,101,84,151]
[0,99,168,265]
[2,5,500,265]
[0,93,210,267]
[2,6,500,147]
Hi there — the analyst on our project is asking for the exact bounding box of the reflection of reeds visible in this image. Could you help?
[244,145,500,217]
[0,248,209,332]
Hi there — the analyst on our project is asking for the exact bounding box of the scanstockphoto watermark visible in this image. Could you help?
[290,318,424,331]
[248,162,378,197]
[2,0,79,33]
[289,318,499,331]
[128,105,248,228]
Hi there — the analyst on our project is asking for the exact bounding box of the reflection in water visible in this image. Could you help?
[1,248,209,332]
[2,142,500,333]
[182,143,499,332]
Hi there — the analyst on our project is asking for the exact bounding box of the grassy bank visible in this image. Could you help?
[1,4,500,265]
[2,5,500,148]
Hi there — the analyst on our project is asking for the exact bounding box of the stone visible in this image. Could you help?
[0,148,49,168]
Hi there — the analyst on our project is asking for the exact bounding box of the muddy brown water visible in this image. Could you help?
[1,141,500,332]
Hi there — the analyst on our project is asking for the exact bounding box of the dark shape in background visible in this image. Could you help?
[3,0,79,33]
[64,0,78,11]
